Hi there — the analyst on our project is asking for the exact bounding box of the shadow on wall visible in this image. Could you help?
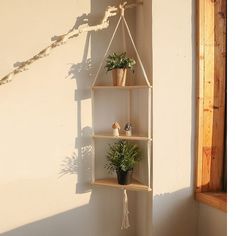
[153,188,198,236]
[60,22,95,194]
[1,189,119,236]
[13,12,92,68]
[1,1,136,236]
[58,13,98,194]
[58,0,126,194]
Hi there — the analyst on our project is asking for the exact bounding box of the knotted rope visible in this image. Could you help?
[92,1,150,87]
[121,189,130,230]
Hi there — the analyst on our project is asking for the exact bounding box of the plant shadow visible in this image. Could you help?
[59,30,94,194]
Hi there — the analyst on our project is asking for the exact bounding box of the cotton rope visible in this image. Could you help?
[92,3,150,87]
[92,16,122,86]
[122,15,151,87]
[121,189,130,230]
[121,16,127,53]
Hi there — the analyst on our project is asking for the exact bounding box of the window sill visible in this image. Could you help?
[195,192,227,212]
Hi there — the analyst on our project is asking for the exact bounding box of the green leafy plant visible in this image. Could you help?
[105,140,141,173]
[105,52,136,72]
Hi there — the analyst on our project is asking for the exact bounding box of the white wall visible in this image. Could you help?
[151,0,198,235]
[135,1,153,236]
[197,204,227,236]
[0,1,227,236]
[150,0,227,236]
[0,1,136,236]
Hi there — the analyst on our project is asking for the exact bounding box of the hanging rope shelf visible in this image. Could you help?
[91,2,151,230]
[0,1,142,86]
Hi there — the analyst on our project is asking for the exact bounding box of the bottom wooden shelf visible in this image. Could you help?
[92,178,151,192]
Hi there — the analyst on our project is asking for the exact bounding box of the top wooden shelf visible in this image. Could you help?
[92,85,152,90]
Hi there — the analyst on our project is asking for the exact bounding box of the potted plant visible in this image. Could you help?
[105,140,141,185]
[105,52,136,86]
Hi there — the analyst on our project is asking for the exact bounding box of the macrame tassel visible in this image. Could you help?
[121,189,130,230]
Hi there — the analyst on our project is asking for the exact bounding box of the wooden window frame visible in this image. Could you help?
[195,0,227,212]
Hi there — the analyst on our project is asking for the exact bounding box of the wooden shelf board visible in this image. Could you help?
[93,133,152,141]
[92,178,151,192]
[92,85,152,90]
[196,192,227,212]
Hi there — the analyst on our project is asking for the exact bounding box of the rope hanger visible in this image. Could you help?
[121,189,130,230]
[92,2,150,87]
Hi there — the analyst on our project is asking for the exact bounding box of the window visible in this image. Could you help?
[195,0,227,212]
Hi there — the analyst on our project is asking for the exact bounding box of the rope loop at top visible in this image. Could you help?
[119,2,127,16]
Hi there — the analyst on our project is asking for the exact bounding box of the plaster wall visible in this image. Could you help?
[150,1,227,236]
[0,1,136,236]
[0,1,227,236]
[151,0,198,235]
[197,204,227,236]
[135,1,153,236]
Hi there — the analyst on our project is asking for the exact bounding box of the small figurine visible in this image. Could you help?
[112,122,121,136]
[124,122,132,136]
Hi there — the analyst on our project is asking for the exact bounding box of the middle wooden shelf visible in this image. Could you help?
[93,133,152,141]
[92,85,152,90]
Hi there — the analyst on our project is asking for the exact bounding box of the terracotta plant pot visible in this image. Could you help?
[112,68,127,86]
[116,169,133,185]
